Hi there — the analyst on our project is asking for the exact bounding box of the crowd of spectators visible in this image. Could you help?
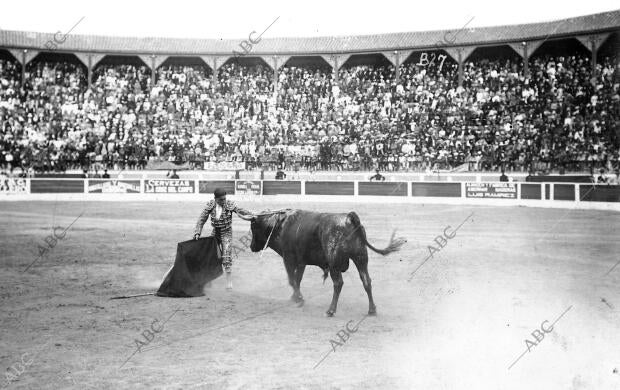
[0,49,618,175]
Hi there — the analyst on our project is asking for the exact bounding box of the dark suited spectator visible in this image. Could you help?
[167,169,180,179]
[597,169,608,184]
[369,169,385,181]
[102,169,110,179]
[275,169,287,180]
[499,171,508,182]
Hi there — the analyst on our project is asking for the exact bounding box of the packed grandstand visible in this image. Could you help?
[0,11,618,176]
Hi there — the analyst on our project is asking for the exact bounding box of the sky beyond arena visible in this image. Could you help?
[0,0,618,40]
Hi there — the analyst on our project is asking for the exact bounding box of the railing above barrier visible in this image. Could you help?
[2,179,620,203]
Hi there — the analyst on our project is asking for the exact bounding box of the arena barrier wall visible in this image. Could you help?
[412,182,461,197]
[525,175,593,183]
[305,181,355,196]
[198,180,236,194]
[359,182,408,196]
[3,179,620,210]
[30,179,84,193]
[553,184,576,201]
[520,183,542,199]
[262,181,302,195]
[579,185,620,202]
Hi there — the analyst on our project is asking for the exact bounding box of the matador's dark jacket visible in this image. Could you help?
[193,200,250,236]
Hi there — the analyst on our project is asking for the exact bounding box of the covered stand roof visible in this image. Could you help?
[0,10,618,56]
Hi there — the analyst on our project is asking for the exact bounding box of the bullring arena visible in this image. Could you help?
[2,174,620,389]
[1,4,620,390]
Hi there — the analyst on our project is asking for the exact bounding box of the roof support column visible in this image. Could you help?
[138,54,168,90]
[273,56,278,94]
[334,56,340,84]
[576,33,610,78]
[445,47,476,88]
[523,44,529,78]
[508,41,544,79]
[591,39,597,74]
[21,50,26,87]
[457,50,463,87]
[74,53,106,90]
[199,56,230,91]
[8,49,39,87]
[382,50,412,84]
[87,55,92,90]
[395,51,400,82]
[320,54,350,86]
[213,58,217,89]
[151,55,156,87]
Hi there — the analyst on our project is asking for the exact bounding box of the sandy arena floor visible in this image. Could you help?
[1,200,619,389]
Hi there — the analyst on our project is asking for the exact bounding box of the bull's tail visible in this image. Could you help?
[347,212,406,255]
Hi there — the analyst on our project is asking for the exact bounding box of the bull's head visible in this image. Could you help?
[249,211,286,252]
[249,216,265,252]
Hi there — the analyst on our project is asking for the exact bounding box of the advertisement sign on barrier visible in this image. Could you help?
[145,179,195,193]
[0,177,28,194]
[203,161,245,171]
[466,182,516,198]
[235,180,261,195]
[88,180,141,193]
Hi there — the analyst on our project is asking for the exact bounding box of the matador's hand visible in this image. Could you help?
[237,213,255,221]
[193,234,200,240]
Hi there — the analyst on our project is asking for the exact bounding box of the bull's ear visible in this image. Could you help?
[277,211,288,223]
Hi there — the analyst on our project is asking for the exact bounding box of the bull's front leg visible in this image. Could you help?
[283,259,303,304]
[326,269,344,317]
[293,265,306,307]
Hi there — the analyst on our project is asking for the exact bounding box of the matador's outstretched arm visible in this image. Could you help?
[235,206,255,221]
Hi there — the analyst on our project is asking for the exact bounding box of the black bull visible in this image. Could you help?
[250,209,406,316]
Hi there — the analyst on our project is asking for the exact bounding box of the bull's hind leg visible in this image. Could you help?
[352,253,376,315]
[326,269,344,317]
